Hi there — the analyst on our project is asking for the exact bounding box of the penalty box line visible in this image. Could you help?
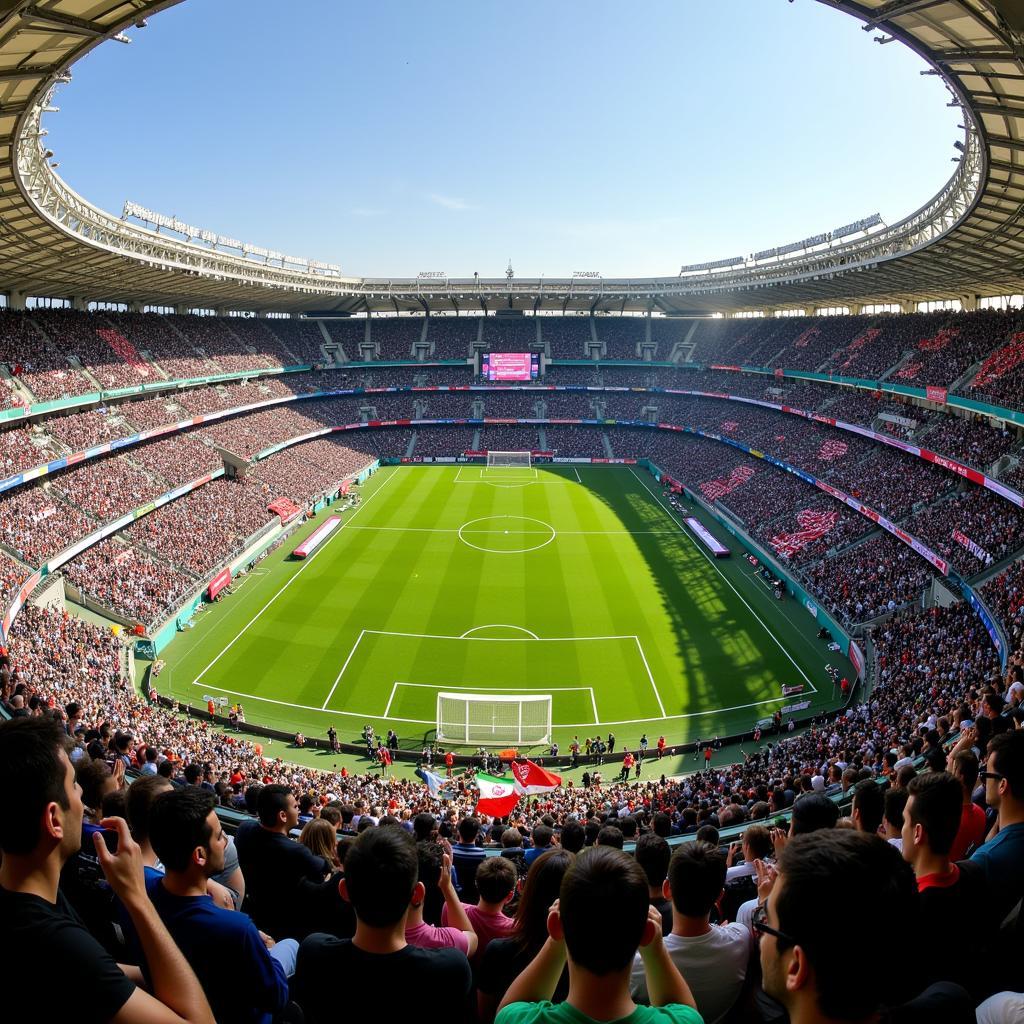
[384,681,600,723]
[321,629,662,720]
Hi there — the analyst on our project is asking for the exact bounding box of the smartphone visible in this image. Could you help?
[100,829,119,854]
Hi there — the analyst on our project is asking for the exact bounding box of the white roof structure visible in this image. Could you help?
[1,0,1023,315]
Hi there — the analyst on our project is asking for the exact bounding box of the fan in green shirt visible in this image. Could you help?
[495,847,703,1024]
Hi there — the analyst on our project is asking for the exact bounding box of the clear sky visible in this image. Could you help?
[46,0,962,279]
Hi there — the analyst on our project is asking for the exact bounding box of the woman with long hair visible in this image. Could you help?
[476,847,575,1024]
[299,817,341,874]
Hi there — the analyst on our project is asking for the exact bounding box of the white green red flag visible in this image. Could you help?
[511,760,562,795]
[474,773,520,817]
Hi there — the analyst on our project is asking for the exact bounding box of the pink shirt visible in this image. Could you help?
[442,903,515,961]
[405,920,470,954]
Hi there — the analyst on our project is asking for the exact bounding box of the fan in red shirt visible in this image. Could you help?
[444,749,455,778]
[949,747,988,859]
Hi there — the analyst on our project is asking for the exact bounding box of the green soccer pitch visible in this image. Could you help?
[158,463,853,752]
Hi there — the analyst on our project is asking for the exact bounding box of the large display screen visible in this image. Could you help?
[482,351,539,381]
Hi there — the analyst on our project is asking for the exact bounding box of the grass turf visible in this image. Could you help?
[159,464,852,753]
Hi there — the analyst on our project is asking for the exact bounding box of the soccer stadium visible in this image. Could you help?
[0,2,1022,1022]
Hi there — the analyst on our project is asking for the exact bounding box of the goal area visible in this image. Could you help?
[486,451,532,469]
[436,691,552,746]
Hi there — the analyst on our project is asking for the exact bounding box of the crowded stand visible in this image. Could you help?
[30,308,154,393]
[800,533,935,624]
[890,309,1018,389]
[125,434,223,489]
[425,315,481,359]
[751,500,870,567]
[262,317,333,365]
[357,427,414,459]
[905,488,1024,577]
[918,414,1018,471]
[251,438,372,505]
[102,311,218,382]
[50,454,164,524]
[368,317,421,361]
[0,424,51,476]
[480,316,538,351]
[178,315,295,372]
[0,547,27,609]
[0,308,95,403]
[0,483,97,565]
[411,428,478,456]
[478,426,542,451]
[2,581,1018,1021]
[126,476,276,576]
[543,315,593,358]
[595,316,646,359]
[62,537,198,628]
[543,426,608,458]
[322,319,367,359]
[44,406,134,452]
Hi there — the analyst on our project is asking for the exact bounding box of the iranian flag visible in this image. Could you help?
[511,760,562,795]
[475,773,520,818]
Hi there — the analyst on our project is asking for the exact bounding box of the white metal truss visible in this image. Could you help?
[0,1,1022,314]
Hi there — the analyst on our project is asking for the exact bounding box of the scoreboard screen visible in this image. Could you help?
[482,352,539,381]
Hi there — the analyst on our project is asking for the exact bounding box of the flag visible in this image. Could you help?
[475,773,520,818]
[511,760,561,795]
[416,767,445,797]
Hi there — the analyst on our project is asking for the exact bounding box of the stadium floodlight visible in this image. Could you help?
[437,692,552,746]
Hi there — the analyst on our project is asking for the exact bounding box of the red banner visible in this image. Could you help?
[925,385,947,404]
[268,497,302,524]
[208,567,231,601]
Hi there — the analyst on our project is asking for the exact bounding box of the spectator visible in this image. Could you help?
[524,823,554,866]
[299,818,342,872]
[633,833,673,935]
[478,849,576,1024]
[756,829,973,1022]
[948,748,986,860]
[496,846,698,1024]
[900,772,984,992]
[441,854,516,964]
[143,787,294,1024]
[970,731,1024,922]
[234,784,340,940]
[851,780,884,836]
[631,841,749,1024]
[406,840,477,955]
[0,716,214,1024]
[293,826,472,1022]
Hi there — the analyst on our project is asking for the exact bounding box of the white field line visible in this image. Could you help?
[392,681,596,692]
[321,629,368,709]
[357,628,641,642]
[343,526,679,536]
[633,636,667,717]
[389,682,599,725]
[628,466,816,694]
[188,682,795,730]
[189,470,398,688]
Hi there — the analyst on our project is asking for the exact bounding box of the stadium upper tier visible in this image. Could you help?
[7,308,1024,416]
[1,2,1024,312]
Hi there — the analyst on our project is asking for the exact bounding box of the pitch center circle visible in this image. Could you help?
[457,515,557,554]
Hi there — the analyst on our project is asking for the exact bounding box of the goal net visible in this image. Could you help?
[486,451,533,469]
[436,692,552,746]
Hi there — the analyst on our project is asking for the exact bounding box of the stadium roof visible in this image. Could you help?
[1,1,1023,316]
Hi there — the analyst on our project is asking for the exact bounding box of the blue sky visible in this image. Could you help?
[47,0,962,279]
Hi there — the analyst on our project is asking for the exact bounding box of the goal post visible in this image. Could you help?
[486,451,533,469]
[436,692,552,746]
